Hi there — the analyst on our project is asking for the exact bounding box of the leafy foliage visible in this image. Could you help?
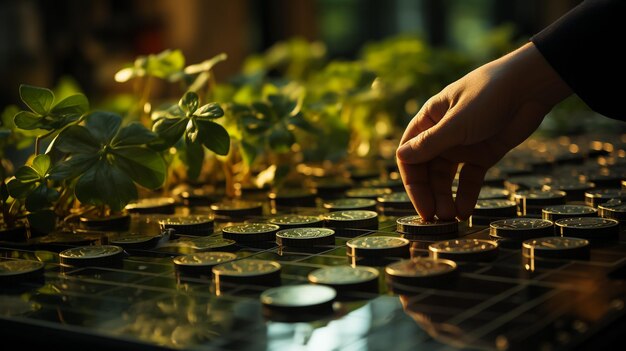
[228,94,317,166]
[50,112,166,211]
[14,84,89,132]
[152,92,229,180]
[115,49,186,83]
[7,154,59,212]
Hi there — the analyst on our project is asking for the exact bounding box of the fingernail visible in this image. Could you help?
[397,143,411,161]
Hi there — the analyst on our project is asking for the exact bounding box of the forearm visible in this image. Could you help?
[531,0,626,119]
[491,42,572,109]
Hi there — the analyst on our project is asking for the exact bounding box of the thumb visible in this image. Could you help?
[396,120,458,164]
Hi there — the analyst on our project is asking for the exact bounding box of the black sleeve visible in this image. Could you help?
[530,0,626,120]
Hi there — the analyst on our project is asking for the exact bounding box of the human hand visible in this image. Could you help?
[396,43,571,220]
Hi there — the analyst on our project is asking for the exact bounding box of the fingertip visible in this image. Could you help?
[396,142,413,163]
[455,205,473,221]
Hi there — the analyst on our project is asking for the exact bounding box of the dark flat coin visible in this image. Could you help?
[542,205,597,221]
[489,218,554,240]
[555,217,619,241]
[347,236,410,258]
[276,227,335,247]
[125,197,176,214]
[268,189,317,207]
[514,189,566,215]
[324,210,379,236]
[269,214,323,228]
[345,187,392,199]
[190,237,237,251]
[79,213,131,230]
[349,169,381,181]
[308,265,379,286]
[429,239,498,262]
[396,215,458,235]
[361,178,403,190]
[158,216,214,236]
[376,192,414,212]
[385,257,457,290]
[210,201,264,217]
[543,180,594,201]
[173,251,237,266]
[478,187,510,200]
[110,234,161,250]
[585,189,626,208]
[213,259,281,287]
[522,237,590,259]
[473,200,517,217]
[261,284,336,319]
[323,198,377,211]
[59,245,125,268]
[598,198,626,220]
[173,252,237,276]
[0,260,45,285]
[222,223,280,242]
[312,179,353,199]
[377,192,411,203]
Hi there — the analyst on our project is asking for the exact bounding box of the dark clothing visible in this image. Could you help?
[531,0,626,120]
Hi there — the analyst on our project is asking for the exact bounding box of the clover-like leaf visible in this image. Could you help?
[115,49,184,83]
[268,125,295,153]
[183,140,204,180]
[75,160,138,212]
[8,153,60,212]
[184,53,228,75]
[51,112,166,211]
[179,91,199,114]
[14,84,88,132]
[196,119,230,155]
[151,117,188,150]
[6,178,37,199]
[25,183,59,212]
[19,85,54,115]
[243,94,314,154]
[195,102,224,118]
[146,49,185,80]
[31,154,52,177]
[152,93,230,174]
[51,94,89,117]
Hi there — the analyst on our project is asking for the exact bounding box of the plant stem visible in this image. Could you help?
[139,76,154,127]
[34,129,56,156]
[221,151,236,198]
[0,188,14,228]
[206,72,216,101]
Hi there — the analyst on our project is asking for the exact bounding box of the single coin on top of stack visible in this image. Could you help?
[221,223,280,243]
[346,236,410,259]
[276,227,335,248]
[541,204,597,222]
[555,217,619,242]
[396,215,458,237]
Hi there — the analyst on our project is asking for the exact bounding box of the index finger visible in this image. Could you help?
[398,160,435,220]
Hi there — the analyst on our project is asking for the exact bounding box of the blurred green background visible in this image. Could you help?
[1,0,622,138]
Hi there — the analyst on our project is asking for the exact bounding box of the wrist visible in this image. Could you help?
[494,42,573,108]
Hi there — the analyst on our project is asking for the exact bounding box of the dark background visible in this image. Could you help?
[0,0,582,108]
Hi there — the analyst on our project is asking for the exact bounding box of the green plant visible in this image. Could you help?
[13,84,89,155]
[115,49,186,124]
[6,154,59,233]
[0,128,22,230]
[225,93,317,188]
[152,91,229,182]
[49,111,167,215]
